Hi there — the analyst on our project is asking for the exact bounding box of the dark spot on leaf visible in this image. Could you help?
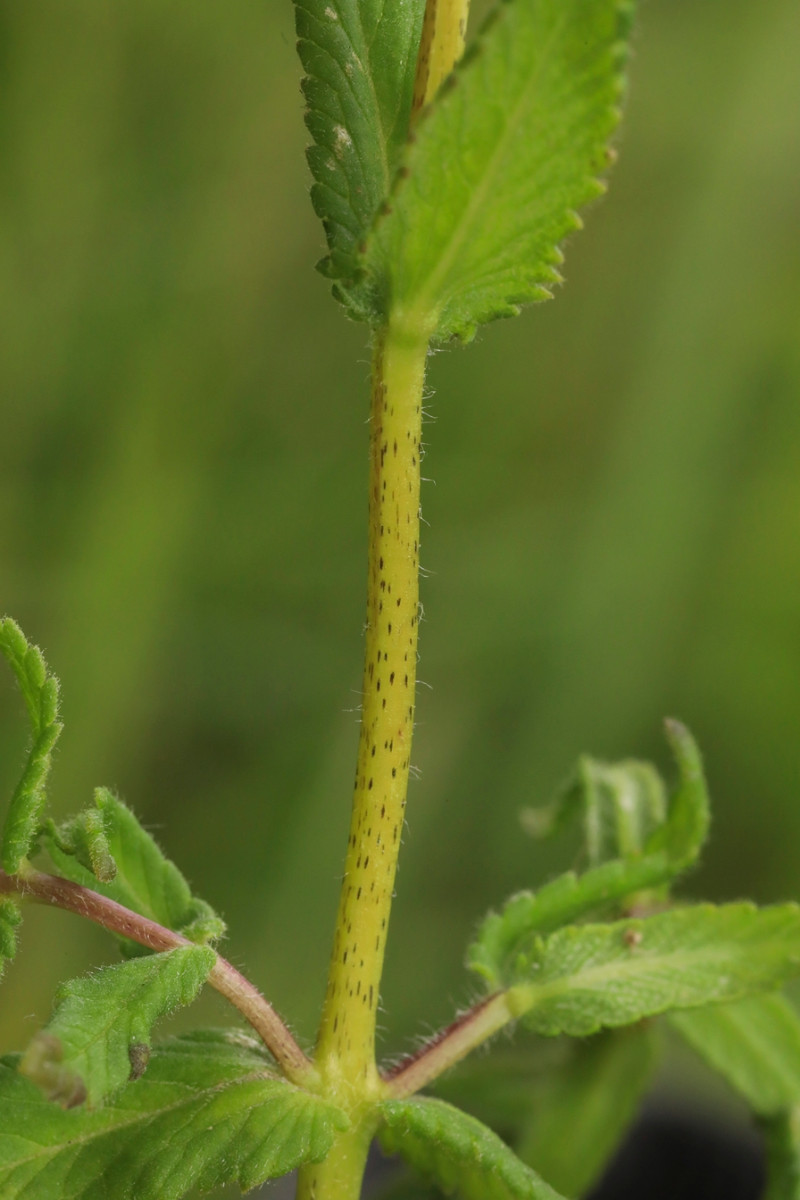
[128,1042,151,1081]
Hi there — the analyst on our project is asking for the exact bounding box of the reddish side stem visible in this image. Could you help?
[382,991,513,1097]
[0,867,317,1087]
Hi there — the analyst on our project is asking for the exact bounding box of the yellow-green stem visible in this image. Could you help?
[412,0,472,120]
[296,1111,377,1200]
[315,324,428,1102]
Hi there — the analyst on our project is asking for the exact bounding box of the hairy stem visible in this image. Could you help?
[305,14,473,1200]
[296,1110,377,1200]
[315,325,428,1099]
[383,992,514,1097]
[0,867,317,1088]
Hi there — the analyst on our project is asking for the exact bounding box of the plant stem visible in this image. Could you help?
[315,324,428,1101]
[382,992,514,1098]
[296,1110,377,1200]
[412,0,472,120]
[0,866,317,1088]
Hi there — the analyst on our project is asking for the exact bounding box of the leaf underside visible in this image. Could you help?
[379,1096,566,1200]
[359,0,635,340]
[294,0,426,286]
[763,1109,800,1200]
[20,946,216,1109]
[506,903,800,1037]
[670,994,800,1199]
[515,1027,658,1197]
[428,1030,657,1198]
[42,789,225,955]
[671,993,800,1117]
[0,1031,348,1200]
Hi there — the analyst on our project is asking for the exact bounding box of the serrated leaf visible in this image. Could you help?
[515,1028,658,1197]
[42,789,225,955]
[0,618,49,733]
[294,0,425,295]
[379,1097,566,1200]
[20,946,215,1108]
[505,904,800,1037]
[644,718,710,868]
[432,1044,566,1134]
[431,1029,657,1199]
[0,897,21,981]
[1,617,63,874]
[468,859,669,989]
[359,0,634,341]
[46,802,116,882]
[671,994,800,1199]
[521,756,667,864]
[0,1030,348,1199]
[670,994,800,1116]
[763,1109,800,1200]
[469,723,709,990]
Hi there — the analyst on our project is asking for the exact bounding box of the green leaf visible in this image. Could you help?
[20,946,215,1108]
[515,1028,658,1197]
[360,0,634,341]
[42,789,225,955]
[467,858,668,989]
[763,1109,800,1200]
[0,617,63,874]
[45,802,116,883]
[670,994,800,1116]
[0,898,21,981]
[432,1031,656,1198]
[521,755,667,864]
[644,718,710,868]
[0,1030,348,1199]
[379,1097,566,1200]
[504,904,800,1037]
[294,0,425,295]
[432,1044,565,1134]
[670,994,800,1199]
[468,723,710,990]
[422,1031,655,1199]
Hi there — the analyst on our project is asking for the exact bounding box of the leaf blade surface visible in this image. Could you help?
[516,1028,657,1197]
[0,898,21,981]
[379,1096,566,1200]
[763,1109,800,1200]
[0,618,62,873]
[469,723,710,990]
[20,946,215,1108]
[670,993,800,1116]
[362,0,634,340]
[0,1031,348,1199]
[506,904,800,1037]
[43,790,225,953]
[294,0,425,290]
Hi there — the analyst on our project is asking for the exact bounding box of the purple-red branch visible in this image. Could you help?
[1,867,518,1098]
[382,990,514,1097]
[383,994,497,1080]
[0,867,316,1088]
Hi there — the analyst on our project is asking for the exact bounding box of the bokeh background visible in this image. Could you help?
[1,0,799,1188]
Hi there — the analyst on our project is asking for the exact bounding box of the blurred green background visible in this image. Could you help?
[1,0,799,1168]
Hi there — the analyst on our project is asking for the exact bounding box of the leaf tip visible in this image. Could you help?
[20,1031,88,1109]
